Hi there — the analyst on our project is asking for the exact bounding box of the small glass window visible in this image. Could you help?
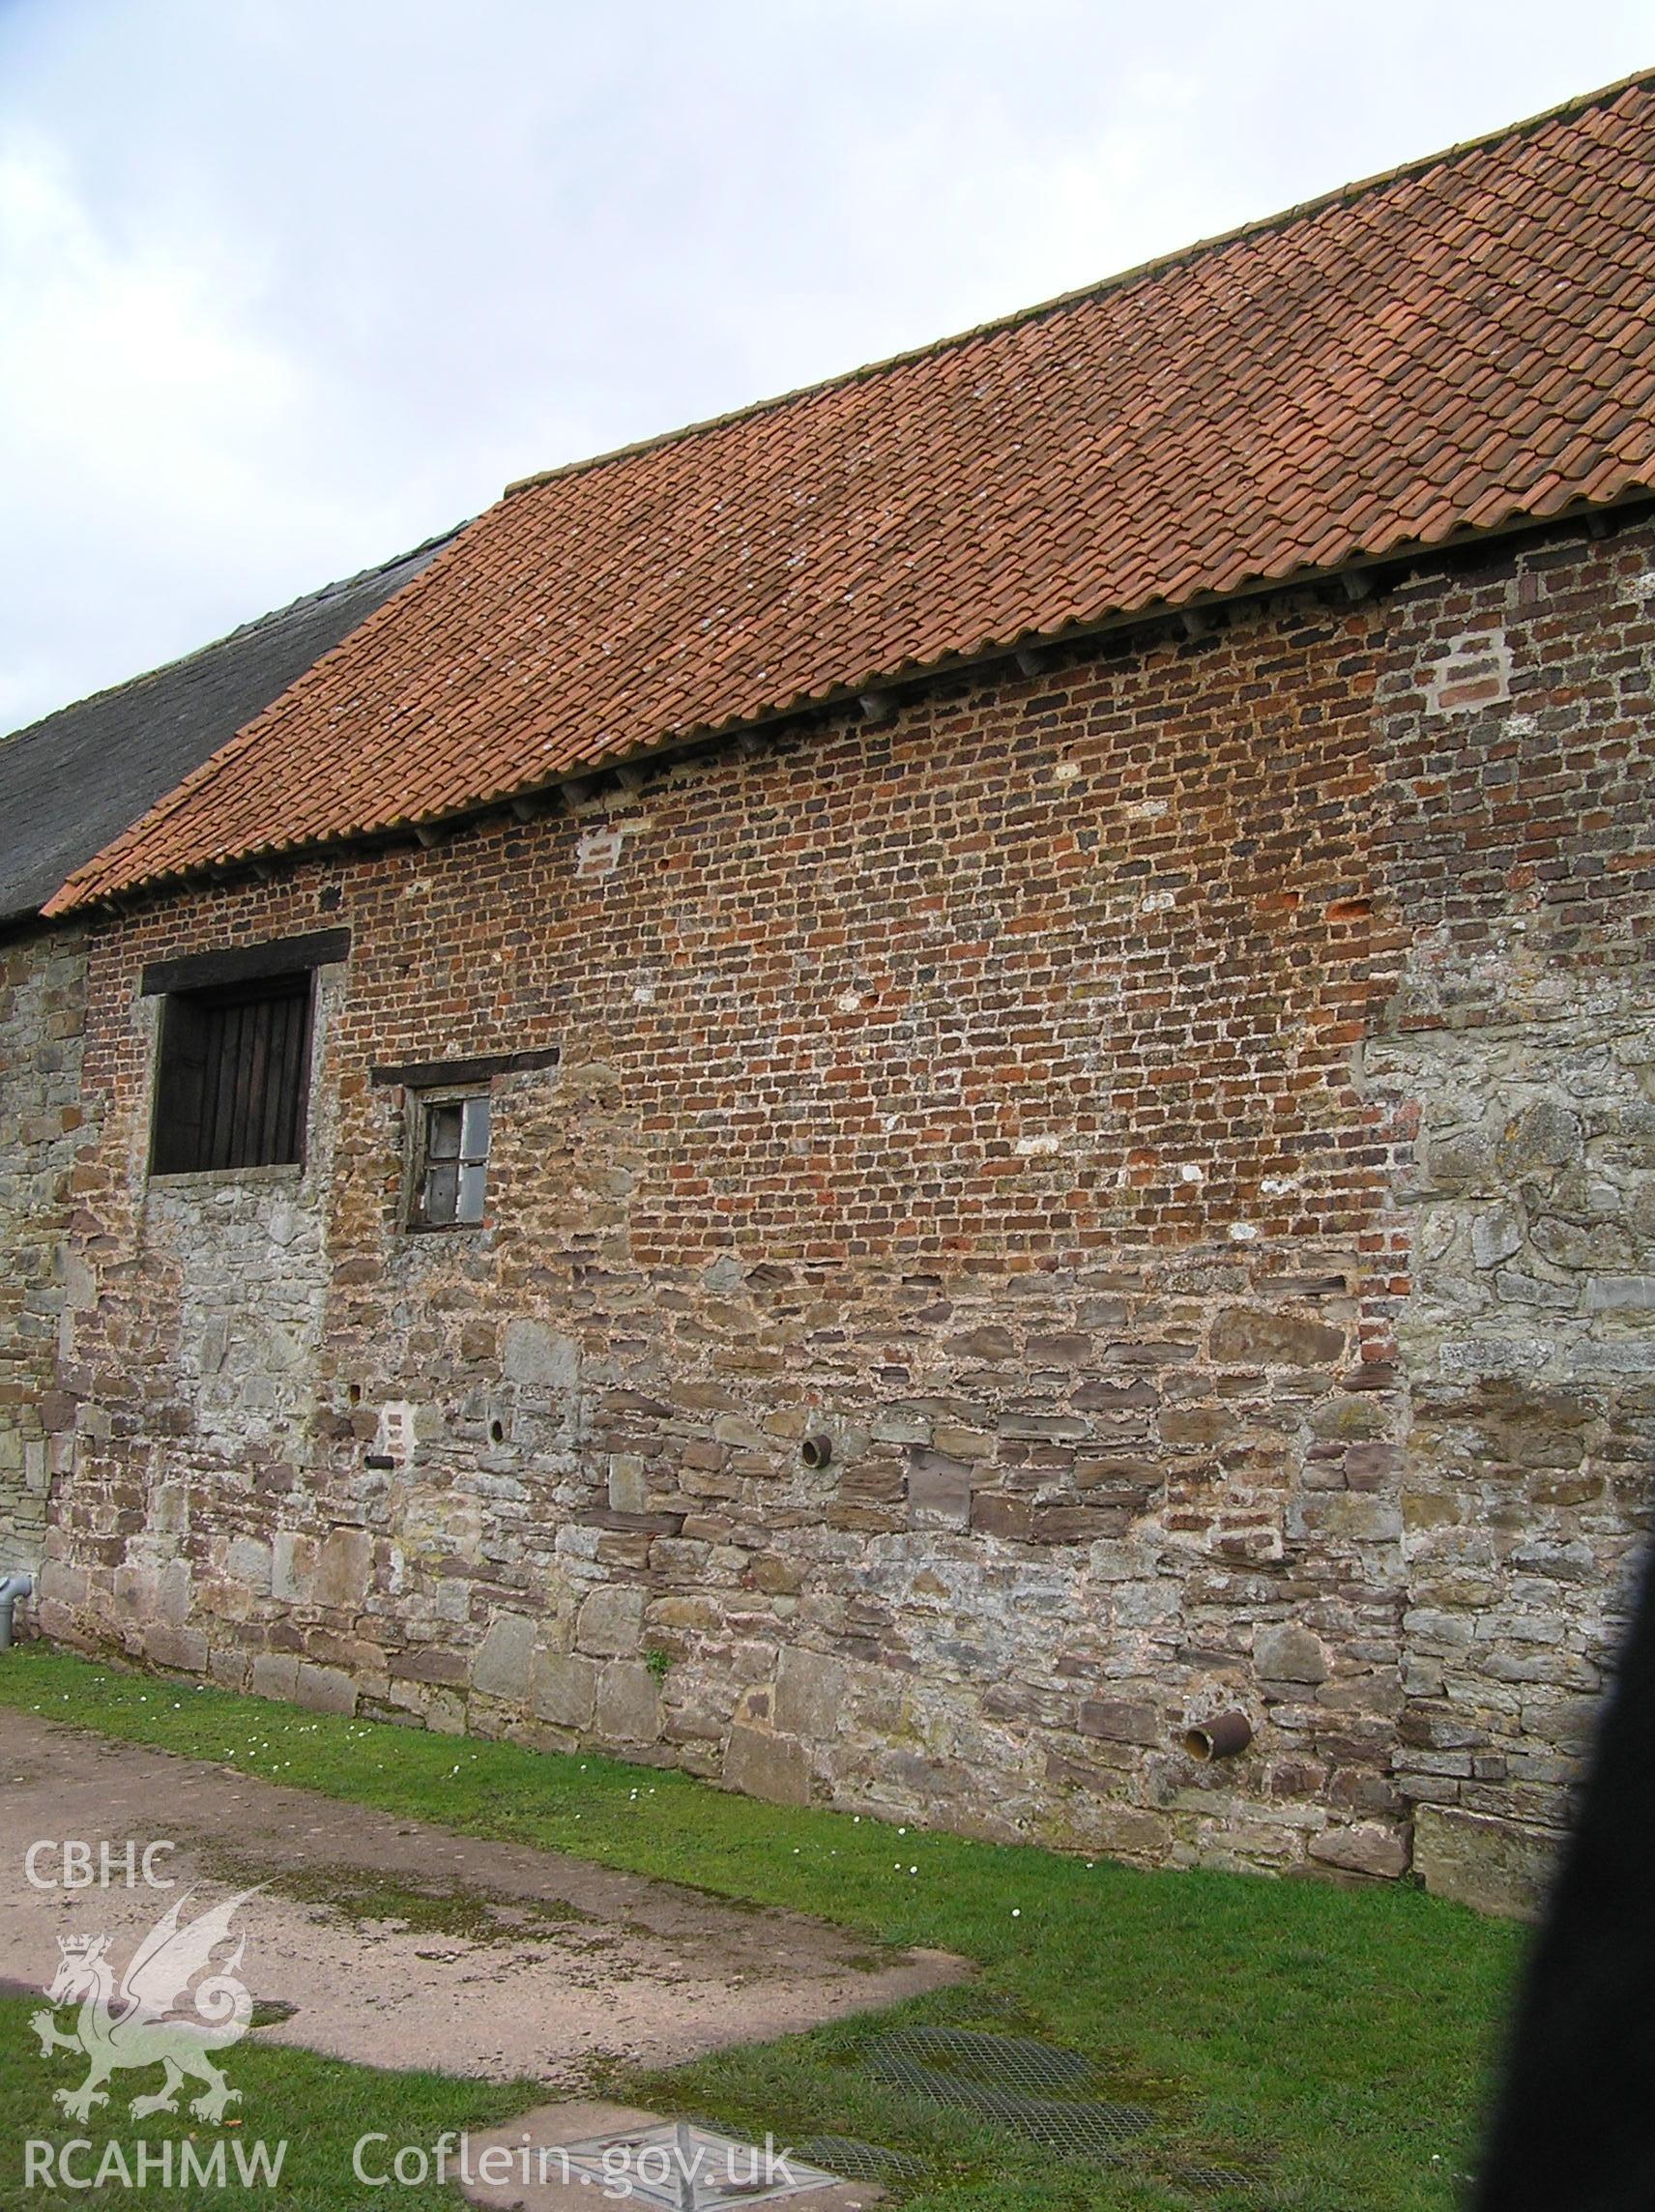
[411,1091,490,1229]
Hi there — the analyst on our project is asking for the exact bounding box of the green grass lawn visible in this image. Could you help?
[0,1646,1526,2211]
[0,1993,534,2212]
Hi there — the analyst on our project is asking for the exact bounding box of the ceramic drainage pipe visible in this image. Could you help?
[1182,1710,1252,1761]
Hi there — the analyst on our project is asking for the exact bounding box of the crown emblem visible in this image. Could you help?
[57,1934,110,1962]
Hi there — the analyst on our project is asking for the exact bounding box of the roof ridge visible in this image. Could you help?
[0,526,464,749]
[503,65,1655,506]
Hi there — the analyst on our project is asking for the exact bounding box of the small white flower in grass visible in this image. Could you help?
[1011,1907,1021,1917]
[909,1865,918,1875]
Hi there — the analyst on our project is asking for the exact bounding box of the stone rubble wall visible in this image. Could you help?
[15,509,1655,1909]
[37,968,343,1675]
[0,924,92,1577]
[1370,1020,1654,1910]
[1362,522,1655,1908]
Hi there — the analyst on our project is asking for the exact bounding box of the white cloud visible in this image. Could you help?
[0,134,419,722]
[0,140,296,498]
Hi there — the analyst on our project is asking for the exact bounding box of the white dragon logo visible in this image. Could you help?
[31,1886,264,2123]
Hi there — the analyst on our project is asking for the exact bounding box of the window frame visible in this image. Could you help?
[404,1084,492,1233]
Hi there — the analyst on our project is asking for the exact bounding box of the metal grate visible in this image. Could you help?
[794,2139,927,2185]
[1169,2161,1264,2201]
[873,2028,1094,2093]
[865,2028,1155,2163]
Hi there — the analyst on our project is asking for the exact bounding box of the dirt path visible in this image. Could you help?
[0,1710,963,2086]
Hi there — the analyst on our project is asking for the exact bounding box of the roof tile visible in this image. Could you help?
[49,72,1655,913]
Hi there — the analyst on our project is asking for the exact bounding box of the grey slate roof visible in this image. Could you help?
[0,534,456,925]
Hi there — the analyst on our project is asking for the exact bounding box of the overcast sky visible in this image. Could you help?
[1,1,1650,735]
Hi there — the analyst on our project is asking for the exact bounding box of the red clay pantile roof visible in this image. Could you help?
[50,72,1655,913]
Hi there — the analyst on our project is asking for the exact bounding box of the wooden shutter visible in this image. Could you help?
[151,975,314,1174]
[151,996,211,1174]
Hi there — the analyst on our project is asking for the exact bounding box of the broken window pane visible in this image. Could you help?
[427,1103,463,1159]
[422,1160,459,1222]
[456,1162,487,1224]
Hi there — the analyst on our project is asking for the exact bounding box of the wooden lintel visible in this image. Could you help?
[140,927,352,998]
[371,1044,561,1090]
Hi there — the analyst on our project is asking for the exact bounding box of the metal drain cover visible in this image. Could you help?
[872,2028,1093,2094]
[866,2028,1154,2164]
[795,2139,927,2185]
[1172,2162,1263,2199]
[557,2122,843,2209]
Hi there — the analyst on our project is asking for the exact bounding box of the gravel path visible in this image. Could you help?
[0,1708,963,2086]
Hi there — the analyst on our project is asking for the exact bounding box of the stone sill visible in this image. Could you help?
[146,1163,305,1195]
